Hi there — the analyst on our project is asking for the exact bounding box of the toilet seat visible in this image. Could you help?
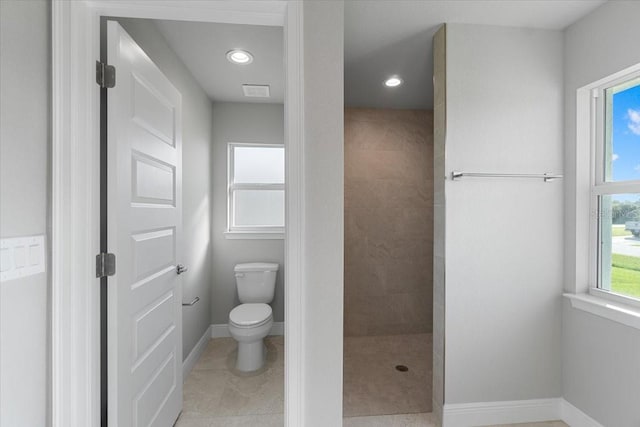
[229,303,272,328]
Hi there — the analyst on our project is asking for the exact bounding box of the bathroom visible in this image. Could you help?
[112,7,435,424]
[104,17,287,425]
[116,9,434,426]
[9,1,640,427]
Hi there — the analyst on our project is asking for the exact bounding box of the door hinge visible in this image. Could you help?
[96,253,116,278]
[96,61,116,89]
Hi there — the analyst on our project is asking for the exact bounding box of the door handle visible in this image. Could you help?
[176,264,188,275]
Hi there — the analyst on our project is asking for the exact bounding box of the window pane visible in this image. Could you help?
[604,77,640,182]
[234,190,284,227]
[599,194,640,299]
[233,146,284,184]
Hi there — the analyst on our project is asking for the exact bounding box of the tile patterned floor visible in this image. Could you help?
[343,333,433,417]
[344,413,436,426]
[176,335,568,427]
[344,416,567,427]
[175,336,284,427]
[487,423,567,427]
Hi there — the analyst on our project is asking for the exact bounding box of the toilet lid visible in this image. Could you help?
[229,303,272,326]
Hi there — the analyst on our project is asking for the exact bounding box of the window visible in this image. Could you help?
[227,143,285,236]
[592,72,640,303]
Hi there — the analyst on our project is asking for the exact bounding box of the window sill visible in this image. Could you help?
[224,231,284,240]
[564,292,640,330]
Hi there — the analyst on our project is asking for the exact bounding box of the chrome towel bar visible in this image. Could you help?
[182,297,200,307]
[451,171,563,182]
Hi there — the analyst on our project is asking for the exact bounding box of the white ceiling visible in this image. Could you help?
[344,0,607,109]
[153,2,606,109]
[154,20,284,104]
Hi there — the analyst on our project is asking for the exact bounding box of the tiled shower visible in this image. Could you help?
[343,108,434,417]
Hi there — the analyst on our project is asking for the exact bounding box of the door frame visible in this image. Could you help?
[51,1,304,426]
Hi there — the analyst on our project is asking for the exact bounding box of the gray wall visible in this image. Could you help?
[563,2,640,426]
[0,1,341,425]
[116,18,214,361]
[210,102,285,324]
[444,24,564,404]
[0,1,50,425]
[303,1,345,424]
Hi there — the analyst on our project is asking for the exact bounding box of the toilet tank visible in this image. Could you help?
[234,262,279,303]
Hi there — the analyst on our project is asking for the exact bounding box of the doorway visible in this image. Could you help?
[51,2,307,426]
[103,16,288,426]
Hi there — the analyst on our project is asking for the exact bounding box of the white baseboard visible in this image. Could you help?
[182,322,285,379]
[561,399,603,427]
[443,398,562,427]
[211,323,232,338]
[182,325,212,381]
[210,321,285,338]
[443,398,604,427]
[270,321,285,336]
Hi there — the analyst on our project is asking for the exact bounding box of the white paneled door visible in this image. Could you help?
[107,21,183,427]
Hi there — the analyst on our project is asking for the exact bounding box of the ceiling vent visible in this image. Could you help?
[242,84,270,98]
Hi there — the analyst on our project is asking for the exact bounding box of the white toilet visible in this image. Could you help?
[228,262,278,372]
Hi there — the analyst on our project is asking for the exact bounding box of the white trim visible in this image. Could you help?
[442,398,605,427]
[227,142,286,233]
[270,321,285,336]
[211,324,231,338]
[52,1,102,425]
[442,398,607,427]
[51,2,304,427]
[564,293,640,330]
[224,231,284,240]
[182,325,212,381]
[588,67,640,305]
[283,2,304,426]
[570,61,640,298]
[592,181,640,194]
[81,1,286,26]
[210,322,285,338]
[561,399,604,427]
[590,286,640,310]
[443,398,562,427]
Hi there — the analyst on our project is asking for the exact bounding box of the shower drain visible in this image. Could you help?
[395,365,409,372]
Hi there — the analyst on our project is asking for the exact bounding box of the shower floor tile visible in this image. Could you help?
[343,333,433,417]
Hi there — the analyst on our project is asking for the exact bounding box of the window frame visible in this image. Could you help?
[226,142,285,236]
[589,69,640,307]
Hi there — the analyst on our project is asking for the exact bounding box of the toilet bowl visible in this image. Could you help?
[228,262,279,372]
[228,303,273,371]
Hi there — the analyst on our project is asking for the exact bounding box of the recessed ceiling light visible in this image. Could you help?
[226,49,253,65]
[384,76,403,87]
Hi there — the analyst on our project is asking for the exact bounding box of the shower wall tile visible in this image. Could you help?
[344,108,434,337]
